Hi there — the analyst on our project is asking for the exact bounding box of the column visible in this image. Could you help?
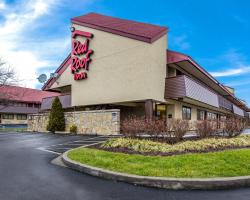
[145,99,153,121]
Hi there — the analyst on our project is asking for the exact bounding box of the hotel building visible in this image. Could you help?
[41,12,249,125]
[0,85,59,125]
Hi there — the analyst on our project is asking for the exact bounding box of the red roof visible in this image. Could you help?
[0,85,60,103]
[71,13,167,43]
[167,50,217,82]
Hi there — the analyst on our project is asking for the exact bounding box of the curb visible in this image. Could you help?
[62,150,250,190]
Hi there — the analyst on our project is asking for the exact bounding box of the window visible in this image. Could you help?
[34,104,40,108]
[28,103,33,107]
[17,114,27,120]
[176,69,183,76]
[15,102,22,107]
[207,112,217,120]
[8,101,14,106]
[182,106,191,120]
[168,67,176,77]
[220,115,226,121]
[15,102,27,107]
[2,114,14,120]
[197,110,205,120]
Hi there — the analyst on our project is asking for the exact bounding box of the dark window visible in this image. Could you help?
[34,104,40,108]
[8,102,14,106]
[17,114,27,120]
[197,110,205,120]
[207,112,217,120]
[28,103,33,107]
[0,101,12,106]
[2,114,14,119]
[15,102,23,107]
[176,69,183,76]
[182,106,191,120]
[168,67,176,77]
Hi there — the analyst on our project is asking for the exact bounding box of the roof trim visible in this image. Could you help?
[71,13,168,44]
[71,20,167,43]
[42,54,71,91]
[167,50,248,110]
[167,50,219,84]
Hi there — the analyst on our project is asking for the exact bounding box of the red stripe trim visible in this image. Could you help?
[72,30,93,38]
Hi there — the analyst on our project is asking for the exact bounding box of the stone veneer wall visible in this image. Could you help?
[27,109,120,135]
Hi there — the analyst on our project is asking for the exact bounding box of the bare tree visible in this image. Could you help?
[0,58,19,112]
[0,57,40,115]
[0,58,16,87]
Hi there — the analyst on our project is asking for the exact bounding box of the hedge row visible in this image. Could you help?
[121,116,246,141]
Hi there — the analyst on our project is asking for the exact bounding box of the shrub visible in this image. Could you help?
[121,116,146,137]
[224,116,246,137]
[47,97,65,133]
[69,125,77,134]
[196,120,217,138]
[145,118,168,137]
[121,117,189,141]
[167,119,189,141]
[121,116,169,137]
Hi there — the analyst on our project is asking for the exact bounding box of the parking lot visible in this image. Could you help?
[37,135,113,155]
[1,131,250,200]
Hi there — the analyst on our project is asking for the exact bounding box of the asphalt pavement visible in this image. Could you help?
[0,132,250,200]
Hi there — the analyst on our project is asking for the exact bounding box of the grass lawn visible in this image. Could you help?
[0,127,27,132]
[0,124,27,132]
[67,147,250,178]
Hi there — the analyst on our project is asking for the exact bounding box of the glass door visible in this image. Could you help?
[155,104,167,119]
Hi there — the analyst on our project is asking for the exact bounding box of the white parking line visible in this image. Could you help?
[79,141,104,147]
[42,135,109,147]
[68,135,108,143]
[69,141,106,144]
[37,147,61,155]
[37,135,110,155]
[50,144,86,146]
[48,147,73,150]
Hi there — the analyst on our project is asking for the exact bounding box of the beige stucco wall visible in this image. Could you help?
[27,109,120,135]
[174,101,198,121]
[50,24,167,106]
[168,100,231,121]
[166,104,175,119]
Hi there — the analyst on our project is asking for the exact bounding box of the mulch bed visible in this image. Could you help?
[90,144,250,157]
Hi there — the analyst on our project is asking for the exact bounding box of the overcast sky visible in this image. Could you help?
[0,0,250,105]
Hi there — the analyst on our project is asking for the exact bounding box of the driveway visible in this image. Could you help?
[0,132,250,200]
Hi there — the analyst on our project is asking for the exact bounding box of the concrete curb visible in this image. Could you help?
[62,149,250,190]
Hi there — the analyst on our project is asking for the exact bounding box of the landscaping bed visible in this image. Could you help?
[67,147,250,178]
[98,135,250,156]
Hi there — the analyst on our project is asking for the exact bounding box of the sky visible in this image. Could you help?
[0,0,250,105]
